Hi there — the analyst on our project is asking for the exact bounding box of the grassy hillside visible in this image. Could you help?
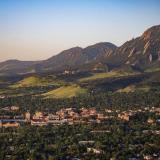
[10,76,64,88]
[79,71,137,82]
[117,85,151,93]
[145,67,160,73]
[42,85,87,99]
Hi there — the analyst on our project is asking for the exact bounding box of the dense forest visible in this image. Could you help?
[0,117,160,159]
[0,91,160,113]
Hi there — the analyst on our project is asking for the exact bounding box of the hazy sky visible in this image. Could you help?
[0,0,160,62]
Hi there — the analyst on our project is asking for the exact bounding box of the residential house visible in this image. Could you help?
[147,118,155,124]
[0,95,5,99]
[118,112,133,121]
[11,106,19,111]
[31,119,47,126]
[79,141,95,145]
[87,148,102,154]
[0,120,20,128]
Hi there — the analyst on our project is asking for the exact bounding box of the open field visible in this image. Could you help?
[117,85,151,93]
[42,85,87,98]
[79,71,137,82]
[145,67,160,73]
[10,75,64,88]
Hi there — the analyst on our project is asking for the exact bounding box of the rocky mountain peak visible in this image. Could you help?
[142,25,160,41]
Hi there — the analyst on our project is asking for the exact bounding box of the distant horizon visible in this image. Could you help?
[1,24,160,63]
[0,0,160,62]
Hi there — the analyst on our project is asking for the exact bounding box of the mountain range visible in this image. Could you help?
[0,25,160,75]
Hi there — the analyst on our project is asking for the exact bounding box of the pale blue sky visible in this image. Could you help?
[0,0,160,61]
